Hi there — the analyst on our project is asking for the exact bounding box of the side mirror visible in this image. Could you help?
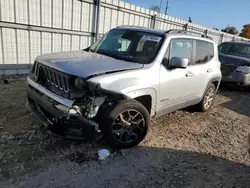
[170,57,188,69]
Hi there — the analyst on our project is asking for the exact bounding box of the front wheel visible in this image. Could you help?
[101,100,150,149]
[195,83,216,112]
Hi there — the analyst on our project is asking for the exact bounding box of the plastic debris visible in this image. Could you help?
[98,149,110,160]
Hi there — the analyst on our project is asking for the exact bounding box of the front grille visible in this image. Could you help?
[221,64,236,76]
[44,66,69,92]
[33,62,70,96]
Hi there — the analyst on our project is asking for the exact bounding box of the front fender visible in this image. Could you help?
[125,88,157,117]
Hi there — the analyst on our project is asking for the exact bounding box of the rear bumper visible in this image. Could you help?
[26,80,98,140]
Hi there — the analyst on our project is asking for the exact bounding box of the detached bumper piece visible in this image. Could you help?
[26,85,98,140]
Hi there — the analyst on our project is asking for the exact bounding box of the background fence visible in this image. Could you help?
[0,0,249,75]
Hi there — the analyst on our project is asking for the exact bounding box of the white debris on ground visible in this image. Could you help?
[98,149,110,160]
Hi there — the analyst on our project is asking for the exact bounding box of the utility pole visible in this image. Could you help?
[165,1,169,15]
[159,0,163,13]
[156,0,163,30]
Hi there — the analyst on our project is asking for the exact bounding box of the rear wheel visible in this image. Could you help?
[101,100,150,149]
[195,83,216,112]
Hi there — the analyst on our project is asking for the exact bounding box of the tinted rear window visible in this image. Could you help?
[195,40,214,64]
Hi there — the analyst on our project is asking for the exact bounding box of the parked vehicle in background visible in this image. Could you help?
[26,26,221,149]
[218,41,250,87]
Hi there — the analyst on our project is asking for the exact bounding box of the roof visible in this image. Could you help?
[222,41,250,45]
[113,26,214,42]
[114,26,167,35]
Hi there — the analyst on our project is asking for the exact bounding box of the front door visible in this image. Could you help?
[158,38,197,112]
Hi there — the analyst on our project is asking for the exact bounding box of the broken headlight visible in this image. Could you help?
[74,77,88,90]
[236,66,250,74]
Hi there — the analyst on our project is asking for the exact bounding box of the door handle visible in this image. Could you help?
[207,68,213,73]
[186,71,194,77]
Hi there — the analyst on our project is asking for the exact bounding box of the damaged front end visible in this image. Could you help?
[220,54,250,87]
[26,74,126,141]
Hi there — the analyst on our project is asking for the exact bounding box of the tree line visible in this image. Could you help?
[213,25,250,39]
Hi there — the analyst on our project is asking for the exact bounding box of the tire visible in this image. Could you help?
[100,99,150,149]
[195,83,216,112]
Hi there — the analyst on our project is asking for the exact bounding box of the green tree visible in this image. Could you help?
[221,26,238,35]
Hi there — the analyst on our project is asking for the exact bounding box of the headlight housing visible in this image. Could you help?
[74,77,88,90]
[236,66,250,74]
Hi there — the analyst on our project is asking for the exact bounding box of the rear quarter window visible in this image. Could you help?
[195,40,214,64]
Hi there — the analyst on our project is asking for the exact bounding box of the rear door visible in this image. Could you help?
[186,40,215,105]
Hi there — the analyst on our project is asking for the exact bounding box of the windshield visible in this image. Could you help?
[89,29,164,64]
[218,42,250,58]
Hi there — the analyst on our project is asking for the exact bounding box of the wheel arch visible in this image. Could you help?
[125,88,157,117]
[201,77,221,99]
[194,77,221,106]
[210,77,221,92]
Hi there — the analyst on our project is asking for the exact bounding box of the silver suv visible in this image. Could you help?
[26,26,222,148]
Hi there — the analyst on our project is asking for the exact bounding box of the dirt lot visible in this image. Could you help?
[0,77,250,188]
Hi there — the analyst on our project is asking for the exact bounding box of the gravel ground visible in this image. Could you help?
[0,78,250,188]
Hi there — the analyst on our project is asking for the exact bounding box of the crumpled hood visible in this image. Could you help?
[219,54,250,66]
[35,50,143,78]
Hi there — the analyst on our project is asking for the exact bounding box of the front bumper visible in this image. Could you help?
[26,78,98,140]
[221,72,250,87]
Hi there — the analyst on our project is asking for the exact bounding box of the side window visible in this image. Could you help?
[209,43,214,59]
[163,39,193,67]
[241,45,250,53]
[195,40,214,64]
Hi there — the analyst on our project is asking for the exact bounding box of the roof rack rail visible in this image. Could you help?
[166,28,213,41]
[165,29,187,34]
[116,25,213,41]
[116,25,149,29]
